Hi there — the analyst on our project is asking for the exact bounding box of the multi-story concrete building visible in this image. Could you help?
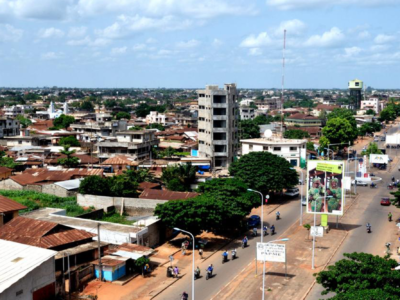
[71,119,128,142]
[197,84,239,168]
[0,117,20,138]
[360,98,382,114]
[145,111,167,125]
[240,106,255,120]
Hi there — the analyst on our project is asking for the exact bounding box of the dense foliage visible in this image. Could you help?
[135,103,166,118]
[154,178,259,235]
[0,151,18,169]
[52,114,75,130]
[58,146,79,168]
[115,111,131,120]
[58,136,80,147]
[146,123,165,131]
[229,152,298,195]
[161,163,196,191]
[284,129,310,139]
[322,118,357,147]
[15,115,32,128]
[315,252,400,299]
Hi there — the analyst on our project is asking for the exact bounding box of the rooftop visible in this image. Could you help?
[0,195,27,213]
[0,240,57,294]
[101,155,139,166]
[240,137,308,145]
[139,189,199,200]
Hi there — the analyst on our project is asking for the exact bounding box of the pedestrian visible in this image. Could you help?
[199,248,203,259]
[173,266,179,278]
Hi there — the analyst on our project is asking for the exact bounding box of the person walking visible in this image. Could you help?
[173,266,179,278]
[199,248,203,259]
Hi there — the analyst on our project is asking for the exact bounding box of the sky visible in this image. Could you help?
[0,0,399,89]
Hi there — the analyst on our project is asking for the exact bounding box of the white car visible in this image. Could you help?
[351,180,368,186]
[284,188,300,197]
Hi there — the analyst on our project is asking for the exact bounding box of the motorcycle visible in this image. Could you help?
[222,254,228,264]
[241,240,247,249]
[231,250,237,260]
[271,227,276,235]
[389,215,393,222]
[367,226,371,233]
[276,215,280,220]
[252,229,257,237]
[206,270,213,280]
[370,183,377,189]
[194,270,201,280]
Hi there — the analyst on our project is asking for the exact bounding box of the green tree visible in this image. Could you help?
[315,252,400,298]
[58,146,79,168]
[365,109,376,116]
[58,136,80,147]
[379,107,396,123]
[284,129,310,139]
[79,176,110,195]
[15,115,32,128]
[229,152,298,195]
[306,141,315,151]
[53,114,75,130]
[239,119,260,139]
[154,178,258,235]
[80,100,94,112]
[129,125,143,131]
[115,111,131,120]
[361,142,382,156]
[319,136,330,153]
[253,115,272,126]
[327,108,357,132]
[124,169,155,183]
[0,151,17,169]
[161,146,175,158]
[135,103,152,118]
[109,175,139,197]
[161,163,196,192]
[146,123,165,131]
[322,118,357,147]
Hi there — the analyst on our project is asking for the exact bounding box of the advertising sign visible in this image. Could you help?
[306,161,344,215]
[256,242,286,263]
[369,154,388,164]
[310,226,324,237]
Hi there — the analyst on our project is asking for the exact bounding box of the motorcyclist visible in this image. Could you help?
[253,227,257,236]
[222,250,228,262]
[271,224,275,235]
[182,291,189,300]
[194,266,200,278]
[388,212,393,222]
[366,222,371,232]
[392,176,395,182]
[207,264,213,276]
[263,225,268,236]
[276,211,281,220]
[231,248,237,259]
[242,236,248,247]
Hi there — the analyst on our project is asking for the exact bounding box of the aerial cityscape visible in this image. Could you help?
[1,1,400,300]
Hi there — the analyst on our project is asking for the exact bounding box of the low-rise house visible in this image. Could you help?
[0,240,57,300]
[285,113,323,128]
[71,119,128,142]
[312,104,340,117]
[97,130,159,162]
[101,155,139,173]
[240,106,255,120]
[145,111,167,125]
[0,196,27,226]
[0,166,12,180]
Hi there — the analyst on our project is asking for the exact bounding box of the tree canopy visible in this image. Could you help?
[361,142,382,156]
[327,108,357,132]
[315,252,400,299]
[358,122,382,137]
[80,100,94,112]
[154,178,259,235]
[284,129,310,139]
[115,111,131,120]
[161,163,196,191]
[15,115,32,128]
[380,107,396,123]
[52,114,75,130]
[58,136,80,147]
[229,151,298,195]
[58,146,79,168]
[0,151,17,169]
[322,118,357,147]
[146,123,165,131]
[240,119,260,139]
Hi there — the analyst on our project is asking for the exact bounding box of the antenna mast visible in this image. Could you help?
[281,29,286,138]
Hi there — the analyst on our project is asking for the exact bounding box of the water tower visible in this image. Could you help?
[348,79,363,110]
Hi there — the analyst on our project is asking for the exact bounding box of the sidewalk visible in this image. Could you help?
[213,196,359,300]
[79,204,281,300]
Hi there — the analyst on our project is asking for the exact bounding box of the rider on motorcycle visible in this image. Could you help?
[366,222,371,231]
[276,211,281,219]
[222,250,228,260]
[263,225,268,235]
[271,224,275,234]
[207,264,213,276]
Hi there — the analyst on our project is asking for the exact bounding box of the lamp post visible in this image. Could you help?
[261,238,290,300]
[300,170,304,225]
[174,228,195,300]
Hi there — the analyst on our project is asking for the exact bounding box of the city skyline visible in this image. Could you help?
[0,0,399,88]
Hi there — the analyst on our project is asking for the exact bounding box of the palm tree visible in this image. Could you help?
[58,145,79,168]
[161,162,196,191]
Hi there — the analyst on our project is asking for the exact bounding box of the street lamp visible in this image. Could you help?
[261,238,290,300]
[174,228,195,300]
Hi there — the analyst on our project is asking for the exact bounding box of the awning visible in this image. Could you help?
[112,250,144,260]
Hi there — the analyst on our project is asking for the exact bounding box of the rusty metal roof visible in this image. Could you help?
[138,182,160,191]
[101,155,139,166]
[10,168,103,186]
[139,189,199,201]
[0,195,27,213]
[0,167,12,174]
[0,217,95,249]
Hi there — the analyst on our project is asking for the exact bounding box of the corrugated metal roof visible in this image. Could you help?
[101,155,138,166]
[112,250,143,260]
[0,195,27,213]
[139,189,199,201]
[54,178,83,190]
[138,182,160,191]
[0,217,95,249]
[0,239,57,293]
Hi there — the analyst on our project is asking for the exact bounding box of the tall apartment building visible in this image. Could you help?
[197,84,239,168]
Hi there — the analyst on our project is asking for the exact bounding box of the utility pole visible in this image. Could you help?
[97,223,102,281]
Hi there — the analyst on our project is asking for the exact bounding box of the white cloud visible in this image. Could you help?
[146,38,157,43]
[133,43,146,51]
[68,26,87,38]
[41,51,63,60]
[212,38,223,47]
[176,39,200,48]
[0,24,23,42]
[274,19,306,36]
[38,27,64,39]
[266,0,398,10]
[96,15,193,39]
[249,48,262,56]
[358,30,370,39]
[344,46,362,56]
[111,46,127,56]
[240,32,272,48]
[374,34,395,44]
[67,36,111,47]
[10,0,71,20]
[304,27,344,47]
[370,44,389,52]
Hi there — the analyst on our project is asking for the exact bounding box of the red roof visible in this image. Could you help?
[0,217,95,249]
[138,182,160,191]
[45,153,99,165]
[0,166,12,174]
[286,113,321,120]
[0,195,27,213]
[139,189,199,200]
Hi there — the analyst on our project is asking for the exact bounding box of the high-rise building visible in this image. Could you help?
[197,84,239,168]
[348,79,363,109]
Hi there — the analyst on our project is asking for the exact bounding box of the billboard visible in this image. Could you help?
[306,161,344,215]
[256,242,286,262]
[369,154,388,164]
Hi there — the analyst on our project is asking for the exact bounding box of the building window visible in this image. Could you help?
[249,145,253,150]
[199,140,205,144]
[199,129,205,133]
[290,147,297,151]
[16,290,23,296]
[263,146,268,151]
[273,147,281,151]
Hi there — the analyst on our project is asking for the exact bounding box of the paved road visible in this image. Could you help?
[154,197,305,300]
[307,146,400,299]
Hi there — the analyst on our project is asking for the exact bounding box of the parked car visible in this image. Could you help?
[301,196,307,206]
[247,215,261,227]
[351,180,368,186]
[381,197,391,206]
[284,188,300,197]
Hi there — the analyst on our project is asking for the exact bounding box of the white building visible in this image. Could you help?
[0,240,56,300]
[145,111,167,125]
[3,105,33,117]
[241,137,307,167]
[240,99,254,107]
[240,107,255,120]
[360,98,382,114]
